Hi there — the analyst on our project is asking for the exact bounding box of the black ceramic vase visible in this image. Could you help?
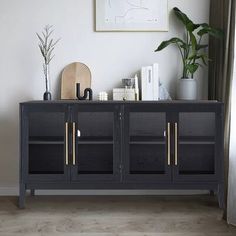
[43,91,52,101]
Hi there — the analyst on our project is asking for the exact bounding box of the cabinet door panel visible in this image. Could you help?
[173,112,217,182]
[71,105,120,182]
[29,144,64,175]
[130,144,166,174]
[77,144,113,175]
[178,144,215,175]
[123,105,171,183]
[23,105,70,182]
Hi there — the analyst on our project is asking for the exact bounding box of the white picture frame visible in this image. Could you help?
[95,0,169,32]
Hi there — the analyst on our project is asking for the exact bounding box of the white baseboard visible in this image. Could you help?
[0,187,19,196]
[0,186,209,196]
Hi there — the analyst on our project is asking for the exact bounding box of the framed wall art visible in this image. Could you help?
[95,0,169,32]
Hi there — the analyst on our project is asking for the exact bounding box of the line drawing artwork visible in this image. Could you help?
[105,0,158,24]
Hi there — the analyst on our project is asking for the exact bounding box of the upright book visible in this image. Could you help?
[153,63,159,101]
[141,64,159,101]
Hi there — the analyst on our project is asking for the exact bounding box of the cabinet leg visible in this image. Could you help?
[30,189,35,196]
[19,183,26,209]
[210,190,215,196]
[218,184,225,209]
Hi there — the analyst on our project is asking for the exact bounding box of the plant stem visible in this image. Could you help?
[175,43,186,78]
[185,31,192,78]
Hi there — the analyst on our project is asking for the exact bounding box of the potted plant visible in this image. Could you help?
[37,25,60,100]
[155,7,223,100]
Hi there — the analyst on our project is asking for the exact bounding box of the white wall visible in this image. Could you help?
[0,0,210,192]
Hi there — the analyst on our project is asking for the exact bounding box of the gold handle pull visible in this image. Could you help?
[175,122,178,166]
[72,122,76,166]
[65,122,69,165]
[167,123,171,166]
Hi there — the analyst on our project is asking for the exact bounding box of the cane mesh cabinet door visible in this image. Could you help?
[70,104,121,182]
[173,104,224,182]
[21,104,70,182]
[123,104,172,183]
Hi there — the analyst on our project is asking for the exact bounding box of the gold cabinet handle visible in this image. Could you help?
[65,122,69,165]
[175,123,178,166]
[72,122,76,166]
[167,123,171,166]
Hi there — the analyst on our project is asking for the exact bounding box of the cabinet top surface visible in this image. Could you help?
[20,100,223,105]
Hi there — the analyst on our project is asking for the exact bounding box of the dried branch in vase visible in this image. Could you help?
[36,25,60,100]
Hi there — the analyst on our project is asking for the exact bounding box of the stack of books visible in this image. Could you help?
[141,63,159,101]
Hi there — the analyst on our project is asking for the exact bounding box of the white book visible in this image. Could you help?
[146,66,154,100]
[153,63,159,101]
[142,66,155,101]
[141,67,147,100]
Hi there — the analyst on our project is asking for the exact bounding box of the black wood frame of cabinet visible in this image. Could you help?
[19,101,224,209]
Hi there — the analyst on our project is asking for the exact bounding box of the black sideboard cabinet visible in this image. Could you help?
[19,101,224,209]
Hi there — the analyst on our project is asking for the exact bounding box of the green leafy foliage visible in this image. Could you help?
[155,7,223,78]
[155,38,186,51]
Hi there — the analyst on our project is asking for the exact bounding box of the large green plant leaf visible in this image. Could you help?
[198,23,223,38]
[200,54,208,65]
[187,22,201,32]
[173,7,200,32]
[186,63,199,74]
[189,32,197,56]
[155,38,186,51]
[188,53,208,65]
[173,7,192,26]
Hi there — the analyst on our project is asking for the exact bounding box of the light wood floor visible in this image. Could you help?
[0,195,235,236]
